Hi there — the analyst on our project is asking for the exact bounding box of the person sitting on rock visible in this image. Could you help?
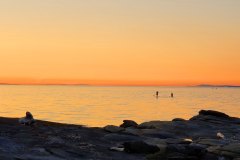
[19,111,35,126]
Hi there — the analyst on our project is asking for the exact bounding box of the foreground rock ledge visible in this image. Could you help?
[0,110,239,160]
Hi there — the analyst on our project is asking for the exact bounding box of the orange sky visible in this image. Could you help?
[0,0,240,86]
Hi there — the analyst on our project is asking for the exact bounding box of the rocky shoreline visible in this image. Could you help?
[0,110,240,160]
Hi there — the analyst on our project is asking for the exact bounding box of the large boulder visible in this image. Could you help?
[120,120,138,128]
[138,121,163,129]
[104,125,124,133]
[144,138,167,149]
[172,118,186,122]
[123,127,142,136]
[147,142,206,160]
[123,141,160,154]
[187,143,207,156]
[199,110,230,119]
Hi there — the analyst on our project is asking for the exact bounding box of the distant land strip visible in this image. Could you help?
[196,84,240,88]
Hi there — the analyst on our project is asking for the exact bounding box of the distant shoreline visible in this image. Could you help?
[195,84,240,88]
[0,83,240,87]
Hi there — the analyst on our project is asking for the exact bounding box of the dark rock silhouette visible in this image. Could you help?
[120,120,138,128]
[172,118,186,122]
[199,110,230,119]
[124,141,160,154]
[0,110,239,159]
[104,125,124,133]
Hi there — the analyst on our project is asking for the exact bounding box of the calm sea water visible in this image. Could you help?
[0,85,239,127]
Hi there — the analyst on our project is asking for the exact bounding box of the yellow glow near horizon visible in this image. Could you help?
[0,0,240,86]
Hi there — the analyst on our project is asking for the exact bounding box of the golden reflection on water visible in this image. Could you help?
[0,85,240,127]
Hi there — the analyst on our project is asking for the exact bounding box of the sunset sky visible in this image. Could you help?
[0,0,240,86]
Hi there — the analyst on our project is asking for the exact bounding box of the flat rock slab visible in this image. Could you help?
[0,117,144,160]
[0,110,239,159]
[104,125,124,133]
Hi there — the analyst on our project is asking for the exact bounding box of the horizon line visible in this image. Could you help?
[0,83,240,87]
[0,83,188,87]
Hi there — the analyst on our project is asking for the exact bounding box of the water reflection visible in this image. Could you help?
[0,85,239,127]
